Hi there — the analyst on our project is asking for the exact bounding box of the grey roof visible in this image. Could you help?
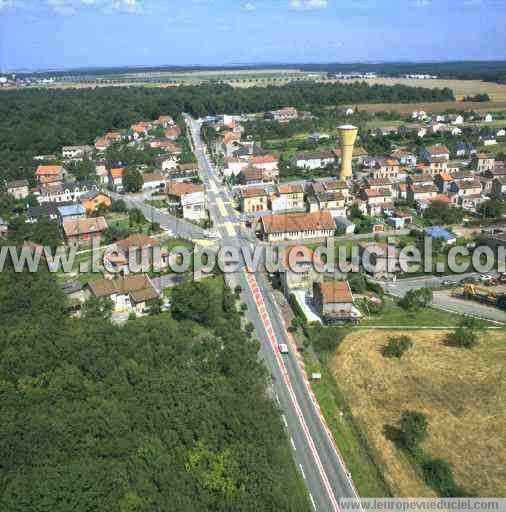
[6,179,29,189]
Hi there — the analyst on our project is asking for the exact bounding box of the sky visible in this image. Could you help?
[0,0,505,71]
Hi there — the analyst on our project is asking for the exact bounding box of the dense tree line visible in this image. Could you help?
[0,81,453,182]
[0,261,308,511]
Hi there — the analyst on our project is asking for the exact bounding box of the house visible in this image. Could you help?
[27,202,72,223]
[362,177,394,194]
[37,181,99,204]
[482,135,497,146]
[374,126,398,137]
[94,137,110,152]
[334,216,356,234]
[450,179,483,209]
[269,184,305,213]
[387,211,412,230]
[473,153,495,173]
[166,181,206,221]
[391,148,417,167]
[35,164,66,185]
[80,191,112,213]
[338,107,355,116]
[40,181,98,204]
[260,211,335,242]
[149,139,182,153]
[167,163,199,181]
[223,157,249,177]
[426,226,457,245]
[434,172,454,193]
[408,183,439,203]
[109,167,125,192]
[370,157,400,180]
[492,176,506,198]
[6,179,29,199]
[361,188,394,215]
[313,281,360,323]
[264,107,298,122]
[62,145,93,161]
[95,160,110,185]
[107,234,170,274]
[314,192,347,216]
[57,204,86,224]
[411,111,428,121]
[87,274,159,315]
[481,113,493,123]
[448,114,464,125]
[279,245,323,293]
[63,217,108,247]
[157,115,175,128]
[250,155,279,182]
[240,187,269,214]
[497,128,506,138]
[455,142,476,157]
[420,145,450,163]
[407,173,435,187]
[142,172,165,190]
[155,155,178,172]
[291,151,336,171]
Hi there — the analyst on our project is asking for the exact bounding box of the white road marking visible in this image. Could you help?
[282,414,288,428]
[290,437,296,451]
[299,464,306,480]
[309,493,318,511]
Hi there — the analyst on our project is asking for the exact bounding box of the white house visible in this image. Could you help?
[291,151,335,170]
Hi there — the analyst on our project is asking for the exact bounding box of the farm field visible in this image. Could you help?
[330,329,506,497]
[339,77,506,102]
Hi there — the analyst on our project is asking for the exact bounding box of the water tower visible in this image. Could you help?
[337,124,358,180]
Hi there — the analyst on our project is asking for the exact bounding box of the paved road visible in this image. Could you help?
[381,273,506,324]
[186,116,361,512]
[111,192,210,240]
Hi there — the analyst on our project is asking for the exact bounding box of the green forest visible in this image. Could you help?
[0,81,454,182]
[0,261,308,511]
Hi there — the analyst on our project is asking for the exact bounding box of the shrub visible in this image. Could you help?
[399,410,428,450]
[383,335,413,358]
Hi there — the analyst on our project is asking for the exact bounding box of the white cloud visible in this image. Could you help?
[242,2,256,11]
[290,0,328,10]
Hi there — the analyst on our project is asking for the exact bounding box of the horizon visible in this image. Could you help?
[4,58,506,75]
[1,0,505,71]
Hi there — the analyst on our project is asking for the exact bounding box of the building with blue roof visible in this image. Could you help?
[57,204,86,224]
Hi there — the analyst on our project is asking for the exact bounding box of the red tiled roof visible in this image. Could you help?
[36,165,62,176]
[261,211,335,235]
[316,281,353,304]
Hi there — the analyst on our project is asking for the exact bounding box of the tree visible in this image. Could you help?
[478,199,504,219]
[383,335,413,358]
[422,459,466,497]
[110,199,127,213]
[147,297,163,315]
[122,168,143,193]
[399,288,433,311]
[399,410,429,449]
[449,317,484,349]
[82,296,113,321]
[128,208,146,227]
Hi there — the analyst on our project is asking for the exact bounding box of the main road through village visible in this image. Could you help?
[185,116,361,511]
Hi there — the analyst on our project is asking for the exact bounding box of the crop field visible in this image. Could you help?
[338,77,506,102]
[330,329,506,497]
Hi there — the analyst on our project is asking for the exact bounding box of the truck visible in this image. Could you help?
[278,344,289,354]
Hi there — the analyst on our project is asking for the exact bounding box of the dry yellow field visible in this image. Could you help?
[330,330,506,497]
[339,77,506,102]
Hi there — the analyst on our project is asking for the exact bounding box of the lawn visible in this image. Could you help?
[360,298,467,327]
[329,329,506,497]
[303,351,392,497]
